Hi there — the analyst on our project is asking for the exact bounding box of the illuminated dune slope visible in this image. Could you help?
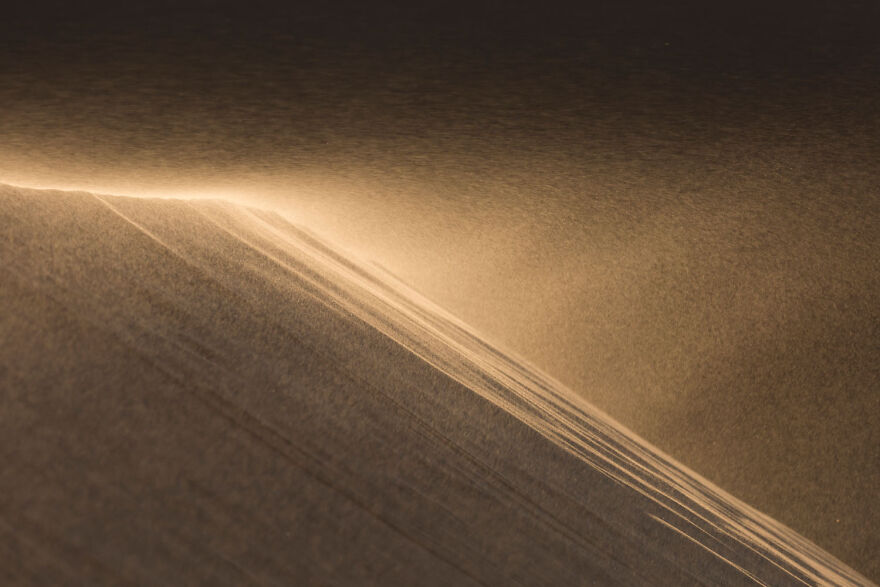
[0,184,871,586]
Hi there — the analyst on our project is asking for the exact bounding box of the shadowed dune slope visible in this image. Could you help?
[0,184,873,585]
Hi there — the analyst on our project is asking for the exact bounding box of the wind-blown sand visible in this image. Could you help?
[0,184,872,585]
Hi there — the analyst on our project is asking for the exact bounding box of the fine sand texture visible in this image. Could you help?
[0,184,873,585]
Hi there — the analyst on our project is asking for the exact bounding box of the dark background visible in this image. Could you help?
[2,0,878,579]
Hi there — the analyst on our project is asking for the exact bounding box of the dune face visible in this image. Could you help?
[0,184,871,585]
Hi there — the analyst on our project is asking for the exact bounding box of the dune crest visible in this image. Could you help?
[0,184,872,585]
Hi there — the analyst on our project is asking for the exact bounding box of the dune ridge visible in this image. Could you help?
[0,183,873,585]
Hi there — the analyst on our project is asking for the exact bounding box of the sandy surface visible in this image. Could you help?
[0,184,872,585]
[3,3,879,575]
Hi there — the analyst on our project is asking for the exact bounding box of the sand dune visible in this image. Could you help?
[0,184,872,585]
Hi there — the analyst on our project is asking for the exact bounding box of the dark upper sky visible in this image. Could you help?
[3,1,878,195]
[2,0,879,579]
[4,0,878,162]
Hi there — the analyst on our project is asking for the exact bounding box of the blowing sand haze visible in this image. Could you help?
[0,184,872,585]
